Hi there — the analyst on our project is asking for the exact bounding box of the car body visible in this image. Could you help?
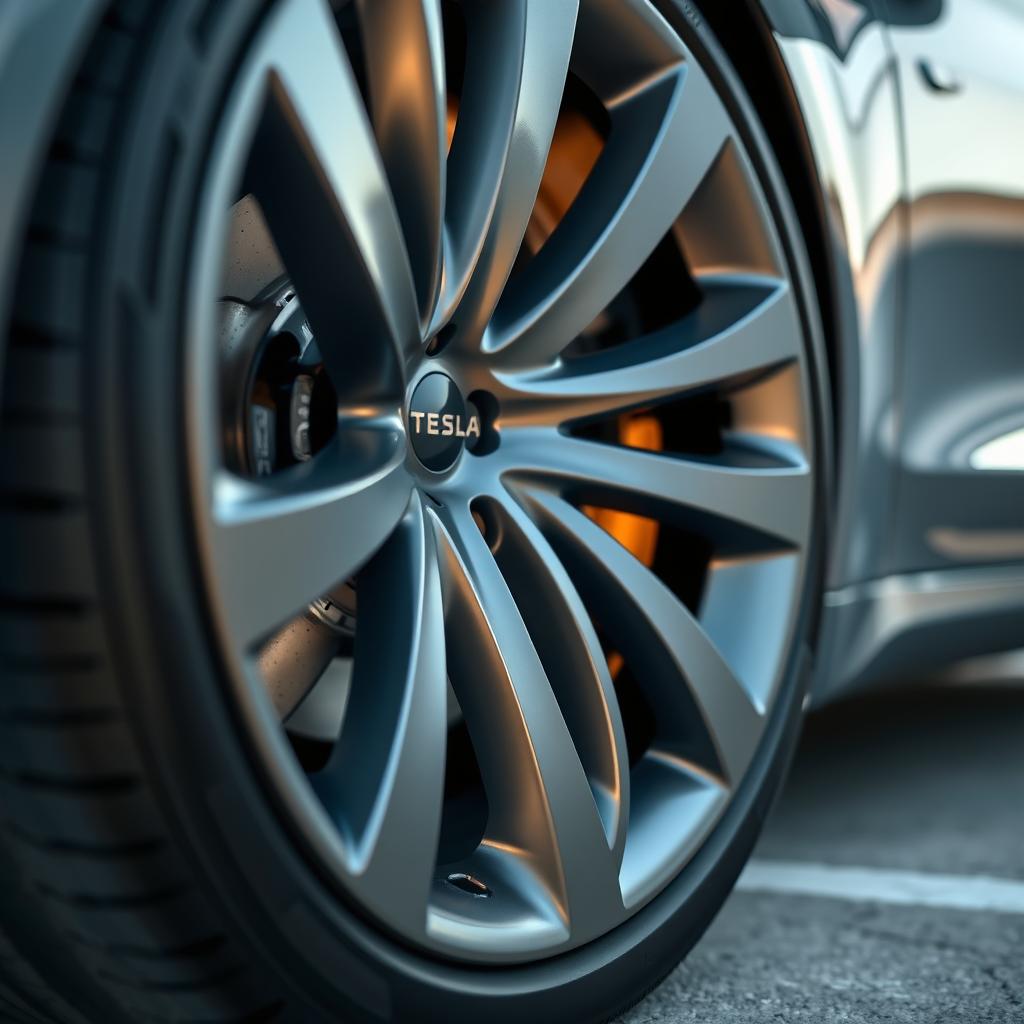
[764,0,1024,702]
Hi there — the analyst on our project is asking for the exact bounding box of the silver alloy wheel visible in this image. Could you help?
[186,0,817,964]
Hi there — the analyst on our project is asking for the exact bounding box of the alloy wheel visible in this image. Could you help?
[186,0,818,965]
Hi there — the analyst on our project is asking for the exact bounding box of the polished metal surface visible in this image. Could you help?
[888,1,1024,577]
[773,2,904,595]
[184,0,819,963]
[406,372,476,471]
[821,563,1024,687]
[764,0,1024,699]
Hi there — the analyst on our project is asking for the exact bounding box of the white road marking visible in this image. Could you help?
[736,860,1024,914]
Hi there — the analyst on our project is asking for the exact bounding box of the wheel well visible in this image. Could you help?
[698,0,840,427]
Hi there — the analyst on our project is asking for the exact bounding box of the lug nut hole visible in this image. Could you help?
[470,500,503,553]
[466,390,500,456]
[426,322,457,357]
[446,872,492,898]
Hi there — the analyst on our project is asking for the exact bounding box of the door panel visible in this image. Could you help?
[889,0,1024,573]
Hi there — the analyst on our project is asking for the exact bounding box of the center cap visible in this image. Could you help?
[408,372,480,472]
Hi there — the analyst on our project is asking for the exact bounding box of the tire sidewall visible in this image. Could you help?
[86,1,831,1021]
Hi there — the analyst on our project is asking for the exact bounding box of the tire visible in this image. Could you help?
[0,1,831,1022]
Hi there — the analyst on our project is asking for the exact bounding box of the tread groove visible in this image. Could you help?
[6,824,165,861]
[97,963,247,994]
[0,495,84,514]
[67,932,225,962]
[32,883,189,912]
[0,654,102,673]
[0,597,93,617]
[134,1002,285,1024]
[0,771,139,796]
[0,709,120,727]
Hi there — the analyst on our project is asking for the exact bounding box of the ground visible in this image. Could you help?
[616,685,1024,1024]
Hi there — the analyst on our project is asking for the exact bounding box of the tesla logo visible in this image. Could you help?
[409,411,481,439]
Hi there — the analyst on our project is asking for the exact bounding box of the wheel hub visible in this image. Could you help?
[407,371,481,472]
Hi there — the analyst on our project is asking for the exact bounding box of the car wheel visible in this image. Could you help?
[0,1,830,1021]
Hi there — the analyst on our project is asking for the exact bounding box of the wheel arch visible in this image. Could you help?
[696,0,844,476]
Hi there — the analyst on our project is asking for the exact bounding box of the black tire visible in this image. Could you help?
[0,1,831,1021]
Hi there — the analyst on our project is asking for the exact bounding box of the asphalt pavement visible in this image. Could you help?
[616,684,1024,1023]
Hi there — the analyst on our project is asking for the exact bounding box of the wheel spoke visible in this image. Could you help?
[358,0,446,324]
[431,502,623,933]
[503,429,812,548]
[246,0,419,392]
[487,54,732,368]
[525,491,764,786]
[438,0,578,341]
[312,494,448,937]
[483,488,630,866]
[497,277,799,425]
[619,751,728,908]
[210,425,411,648]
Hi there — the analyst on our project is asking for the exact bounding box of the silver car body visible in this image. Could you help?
[763,0,1024,700]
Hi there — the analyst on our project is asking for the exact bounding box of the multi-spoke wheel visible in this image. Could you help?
[189,0,823,963]
[0,0,829,1020]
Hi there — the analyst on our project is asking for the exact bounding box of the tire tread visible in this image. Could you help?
[0,2,279,1020]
